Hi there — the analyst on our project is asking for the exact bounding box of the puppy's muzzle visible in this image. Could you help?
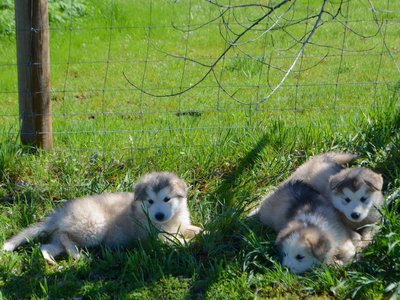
[351,212,360,220]
[155,212,165,222]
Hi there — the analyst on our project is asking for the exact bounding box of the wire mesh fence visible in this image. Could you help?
[0,0,399,157]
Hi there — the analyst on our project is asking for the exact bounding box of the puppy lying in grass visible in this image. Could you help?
[257,180,356,274]
[2,172,201,264]
[291,152,384,246]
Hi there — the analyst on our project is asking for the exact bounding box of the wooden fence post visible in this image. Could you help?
[15,0,53,150]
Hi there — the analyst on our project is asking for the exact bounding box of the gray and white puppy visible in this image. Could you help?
[329,168,383,242]
[258,180,356,274]
[2,172,201,264]
[291,152,384,242]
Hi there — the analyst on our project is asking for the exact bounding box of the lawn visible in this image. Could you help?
[0,0,400,299]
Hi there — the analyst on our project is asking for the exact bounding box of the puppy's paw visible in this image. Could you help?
[41,249,58,265]
[182,225,202,239]
[331,258,345,266]
[355,239,372,250]
[350,231,362,242]
[2,242,15,252]
[335,239,356,265]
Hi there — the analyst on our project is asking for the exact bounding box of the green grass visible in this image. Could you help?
[0,0,400,298]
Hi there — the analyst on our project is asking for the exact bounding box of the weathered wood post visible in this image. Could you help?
[15,0,53,150]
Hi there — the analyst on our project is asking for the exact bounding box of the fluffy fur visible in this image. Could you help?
[2,172,201,264]
[258,180,355,274]
[291,152,384,243]
[289,152,358,198]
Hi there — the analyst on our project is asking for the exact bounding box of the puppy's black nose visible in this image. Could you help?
[155,212,165,221]
[351,212,360,220]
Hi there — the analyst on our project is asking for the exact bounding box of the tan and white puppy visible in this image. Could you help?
[258,180,356,274]
[289,152,358,198]
[291,152,383,242]
[2,172,201,264]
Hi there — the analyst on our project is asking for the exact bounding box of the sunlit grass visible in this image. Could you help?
[0,0,399,298]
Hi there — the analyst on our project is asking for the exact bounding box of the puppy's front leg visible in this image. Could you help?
[336,239,356,265]
[355,225,379,250]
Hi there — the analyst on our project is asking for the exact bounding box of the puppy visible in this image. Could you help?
[258,180,355,274]
[289,152,358,198]
[329,168,383,243]
[2,172,201,264]
[291,152,383,242]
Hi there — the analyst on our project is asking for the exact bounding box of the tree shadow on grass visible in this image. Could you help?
[212,133,269,208]
[0,240,195,299]
[0,224,274,299]
[0,132,278,299]
[185,213,277,299]
[187,105,400,298]
[185,133,274,298]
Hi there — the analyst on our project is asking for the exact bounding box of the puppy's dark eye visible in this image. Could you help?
[148,199,154,204]
[360,197,367,203]
[295,254,304,261]
[163,197,170,202]
[344,197,351,203]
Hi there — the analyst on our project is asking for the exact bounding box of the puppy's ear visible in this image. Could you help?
[275,227,292,246]
[173,178,189,198]
[363,170,383,191]
[133,181,147,201]
[275,222,302,246]
[304,228,331,260]
[329,173,346,190]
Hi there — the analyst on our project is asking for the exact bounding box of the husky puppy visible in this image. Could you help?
[2,172,201,264]
[329,168,383,241]
[291,152,383,241]
[289,152,358,198]
[258,180,356,274]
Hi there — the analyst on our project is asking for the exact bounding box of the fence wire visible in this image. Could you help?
[0,0,399,156]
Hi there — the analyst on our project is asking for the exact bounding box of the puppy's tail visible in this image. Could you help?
[2,219,54,252]
[325,152,358,165]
